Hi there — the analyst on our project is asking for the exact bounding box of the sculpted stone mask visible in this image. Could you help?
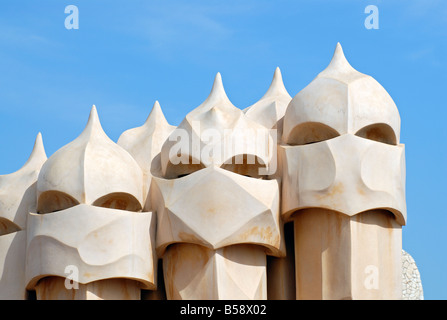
[151,73,285,299]
[280,43,406,225]
[26,106,156,293]
[26,204,155,290]
[280,134,406,225]
[153,166,282,257]
[153,73,284,256]
[279,43,406,300]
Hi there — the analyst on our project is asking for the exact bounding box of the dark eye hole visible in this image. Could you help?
[37,191,80,214]
[285,122,340,146]
[355,123,397,145]
[221,154,266,179]
[0,217,21,236]
[165,156,205,179]
[92,193,142,212]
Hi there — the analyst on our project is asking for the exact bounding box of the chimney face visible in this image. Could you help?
[279,43,406,300]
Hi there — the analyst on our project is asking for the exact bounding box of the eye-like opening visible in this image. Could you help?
[37,191,80,214]
[92,192,142,212]
[286,122,340,146]
[221,154,267,179]
[355,123,397,145]
[0,217,21,236]
[165,156,205,179]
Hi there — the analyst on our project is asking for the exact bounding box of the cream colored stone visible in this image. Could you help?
[0,44,415,300]
[280,134,406,225]
[152,73,284,300]
[280,43,406,300]
[26,205,156,291]
[282,43,401,146]
[37,106,144,212]
[244,67,292,133]
[160,73,274,178]
[163,244,267,300]
[0,133,47,300]
[0,133,47,231]
[26,106,156,300]
[293,209,402,300]
[34,278,141,300]
[0,230,27,299]
[118,101,175,210]
[117,102,176,300]
[152,167,282,257]
[242,68,295,300]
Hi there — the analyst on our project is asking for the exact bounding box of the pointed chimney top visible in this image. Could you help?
[261,67,291,100]
[318,42,364,82]
[81,105,107,139]
[22,132,47,170]
[207,72,228,102]
[144,100,170,128]
[189,72,237,117]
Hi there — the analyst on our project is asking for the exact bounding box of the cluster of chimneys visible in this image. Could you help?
[0,43,420,300]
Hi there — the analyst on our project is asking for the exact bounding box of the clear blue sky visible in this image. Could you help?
[0,1,445,299]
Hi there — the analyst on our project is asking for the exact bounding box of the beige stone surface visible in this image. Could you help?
[37,106,144,212]
[26,106,156,299]
[0,44,417,300]
[293,209,401,299]
[118,101,176,210]
[151,73,284,300]
[279,134,406,225]
[0,230,27,299]
[160,73,274,178]
[0,133,46,232]
[244,67,292,134]
[163,244,267,300]
[282,43,401,146]
[26,205,156,291]
[0,134,46,300]
[35,278,141,300]
[280,43,406,300]
[152,167,282,257]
